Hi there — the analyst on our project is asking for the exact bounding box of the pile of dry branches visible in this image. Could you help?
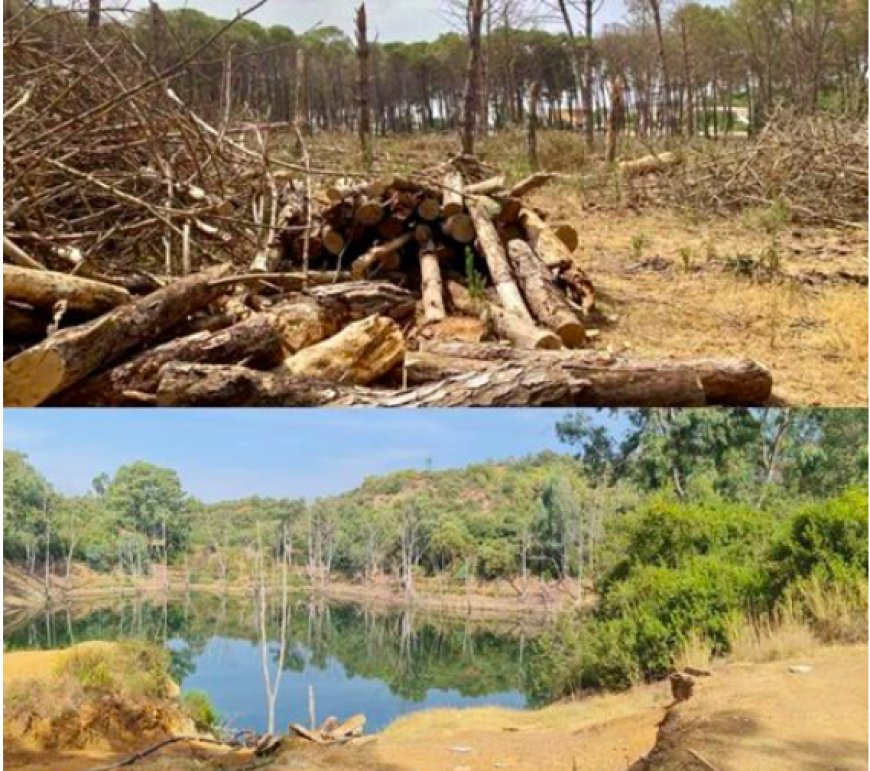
[2,5,774,409]
[659,108,868,227]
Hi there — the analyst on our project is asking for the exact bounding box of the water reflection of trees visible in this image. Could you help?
[4,595,545,704]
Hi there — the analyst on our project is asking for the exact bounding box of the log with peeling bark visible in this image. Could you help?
[4,265,232,407]
[4,264,131,315]
[506,239,585,347]
[419,240,447,323]
[155,361,586,407]
[445,280,560,350]
[351,233,413,279]
[308,281,416,321]
[51,314,284,406]
[281,315,405,385]
[468,204,533,322]
[406,341,772,406]
[518,208,574,270]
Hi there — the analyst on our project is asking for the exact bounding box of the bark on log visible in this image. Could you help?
[4,264,131,315]
[155,361,585,407]
[419,241,447,323]
[51,314,283,406]
[351,233,413,279]
[506,239,585,347]
[442,171,464,218]
[281,315,405,385]
[507,172,557,198]
[442,213,476,244]
[309,281,417,321]
[445,280,560,350]
[468,204,533,321]
[266,297,344,354]
[518,208,574,269]
[4,265,232,407]
[464,175,506,195]
[408,342,772,406]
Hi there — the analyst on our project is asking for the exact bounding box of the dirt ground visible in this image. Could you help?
[525,183,868,406]
[304,130,869,406]
[5,644,866,771]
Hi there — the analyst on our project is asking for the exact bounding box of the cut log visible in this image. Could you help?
[281,315,404,385]
[445,280,560,350]
[417,197,441,222]
[355,198,384,227]
[506,239,585,347]
[4,264,131,315]
[378,216,406,240]
[442,170,464,218]
[351,233,413,279]
[618,151,679,178]
[155,361,585,407]
[333,714,366,739]
[464,175,506,195]
[442,213,476,244]
[468,204,533,322]
[518,208,574,269]
[265,297,344,354]
[288,724,323,743]
[4,302,49,339]
[507,172,557,198]
[419,241,446,323]
[321,225,346,256]
[408,342,772,406]
[51,314,284,406]
[210,271,352,292]
[4,265,232,407]
[552,223,579,253]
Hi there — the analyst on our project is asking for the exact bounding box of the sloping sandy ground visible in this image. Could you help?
[5,644,866,771]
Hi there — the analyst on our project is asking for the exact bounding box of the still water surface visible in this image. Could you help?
[4,594,544,732]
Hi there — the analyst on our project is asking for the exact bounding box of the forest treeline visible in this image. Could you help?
[4,409,866,594]
[10,0,866,145]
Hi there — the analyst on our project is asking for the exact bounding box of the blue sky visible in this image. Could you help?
[4,409,623,502]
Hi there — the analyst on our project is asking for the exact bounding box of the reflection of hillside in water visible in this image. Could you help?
[3,593,548,710]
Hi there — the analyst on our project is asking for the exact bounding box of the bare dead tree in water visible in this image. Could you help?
[256,523,290,735]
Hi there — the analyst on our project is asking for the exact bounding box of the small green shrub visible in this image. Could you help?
[182,690,220,731]
[629,233,651,261]
[57,641,171,701]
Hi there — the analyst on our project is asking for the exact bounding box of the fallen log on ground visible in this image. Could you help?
[4,264,131,315]
[619,151,680,178]
[50,314,283,406]
[4,266,232,407]
[155,361,587,407]
[405,342,773,406]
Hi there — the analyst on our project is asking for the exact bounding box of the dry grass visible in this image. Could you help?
[672,629,715,672]
[727,611,818,663]
[794,575,869,644]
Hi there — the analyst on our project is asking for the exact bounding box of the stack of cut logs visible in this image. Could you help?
[3,160,773,408]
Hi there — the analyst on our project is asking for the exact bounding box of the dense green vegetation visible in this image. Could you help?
[5,410,866,593]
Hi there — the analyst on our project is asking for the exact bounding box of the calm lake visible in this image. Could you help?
[4,594,548,732]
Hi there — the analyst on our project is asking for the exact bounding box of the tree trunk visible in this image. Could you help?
[4,265,232,406]
[355,4,373,169]
[88,0,100,31]
[460,0,484,155]
[527,82,540,170]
